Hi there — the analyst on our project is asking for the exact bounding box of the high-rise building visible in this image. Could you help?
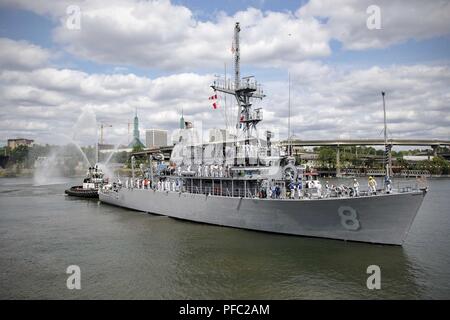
[146,129,168,148]
[209,128,228,142]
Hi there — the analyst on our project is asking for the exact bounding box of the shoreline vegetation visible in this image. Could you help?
[1,144,449,179]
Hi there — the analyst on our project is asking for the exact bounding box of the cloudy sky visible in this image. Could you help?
[0,0,449,146]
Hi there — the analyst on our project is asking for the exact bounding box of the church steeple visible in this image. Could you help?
[133,108,139,140]
[128,108,145,149]
[179,107,185,129]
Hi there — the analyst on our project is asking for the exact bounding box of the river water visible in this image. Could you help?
[0,177,449,299]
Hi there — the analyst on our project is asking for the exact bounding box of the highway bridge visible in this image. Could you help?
[280,139,450,148]
[281,139,450,176]
[132,139,450,176]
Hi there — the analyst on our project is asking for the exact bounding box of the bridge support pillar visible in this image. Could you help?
[336,146,341,177]
[386,144,393,177]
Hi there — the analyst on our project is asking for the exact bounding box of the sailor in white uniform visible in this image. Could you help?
[289,179,295,199]
[353,179,360,197]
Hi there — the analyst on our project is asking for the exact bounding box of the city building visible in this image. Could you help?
[7,138,34,150]
[403,155,434,162]
[146,129,168,148]
[209,128,228,142]
[128,109,145,149]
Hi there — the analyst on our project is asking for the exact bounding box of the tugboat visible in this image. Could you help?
[65,165,106,198]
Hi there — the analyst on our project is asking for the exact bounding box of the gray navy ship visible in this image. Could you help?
[99,23,427,245]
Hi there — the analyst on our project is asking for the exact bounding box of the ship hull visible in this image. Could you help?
[99,189,425,245]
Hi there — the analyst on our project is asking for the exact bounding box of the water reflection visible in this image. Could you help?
[158,221,423,299]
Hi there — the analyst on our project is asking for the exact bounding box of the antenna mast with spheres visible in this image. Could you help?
[211,22,265,166]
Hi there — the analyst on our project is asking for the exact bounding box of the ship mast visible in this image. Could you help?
[288,72,291,156]
[234,22,240,92]
[382,91,391,179]
[211,22,265,166]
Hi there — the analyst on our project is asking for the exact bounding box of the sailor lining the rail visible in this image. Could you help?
[353,179,360,197]
[260,179,268,198]
[385,176,392,194]
[368,176,377,195]
[324,181,330,197]
[316,180,322,198]
[289,179,295,199]
[267,184,273,198]
[296,179,303,198]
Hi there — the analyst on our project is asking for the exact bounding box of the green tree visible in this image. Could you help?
[132,144,144,153]
[9,145,29,165]
[431,156,449,175]
[318,147,336,168]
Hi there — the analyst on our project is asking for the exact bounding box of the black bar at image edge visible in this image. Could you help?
[0,300,448,318]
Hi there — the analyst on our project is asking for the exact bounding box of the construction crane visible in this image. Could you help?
[118,120,133,144]
[99,123,112,145]
[99,118,135,146]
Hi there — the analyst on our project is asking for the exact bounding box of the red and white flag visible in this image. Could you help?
[209,91,219,109]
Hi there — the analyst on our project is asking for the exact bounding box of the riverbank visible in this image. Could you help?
[0,168,86,178]
[0,168,34,178]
